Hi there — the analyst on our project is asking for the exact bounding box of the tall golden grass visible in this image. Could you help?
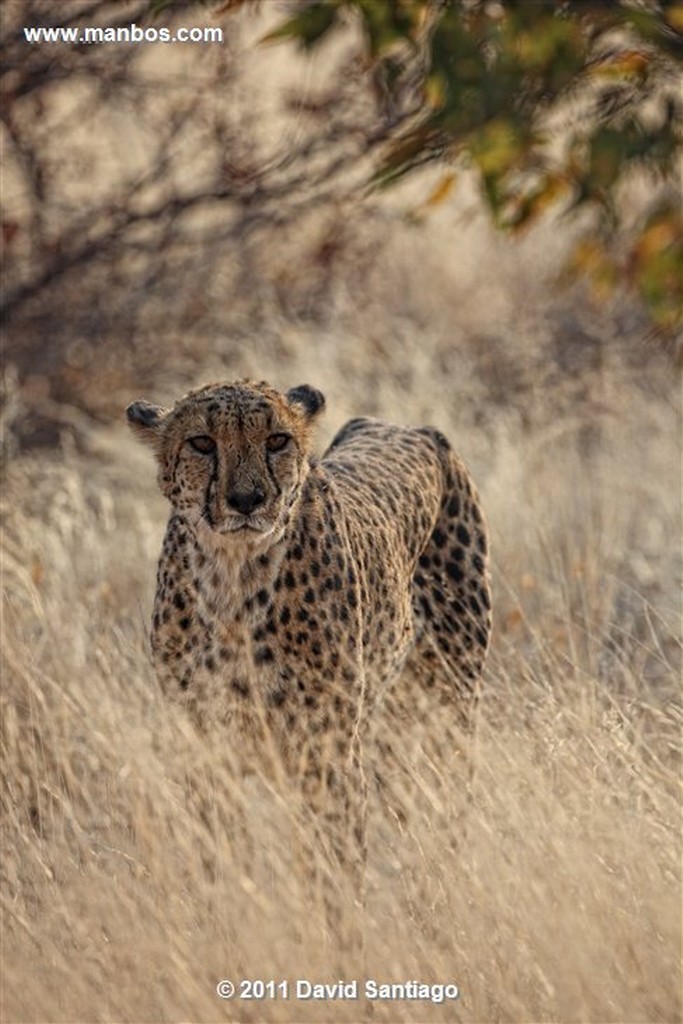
[2,6,680,1018]
[2,345,679,1022]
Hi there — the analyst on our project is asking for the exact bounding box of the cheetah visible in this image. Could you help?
[127,380,491,887]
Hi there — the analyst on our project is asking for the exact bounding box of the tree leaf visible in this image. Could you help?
[260,3,340,50]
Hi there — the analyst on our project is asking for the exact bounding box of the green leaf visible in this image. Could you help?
[261,3,340,50]
[470,118,525,178]
[631,207,683,329]
[355,0,421,58]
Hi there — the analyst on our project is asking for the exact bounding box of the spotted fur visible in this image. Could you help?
[127,379,491,885]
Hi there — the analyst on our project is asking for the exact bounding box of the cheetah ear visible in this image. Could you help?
[286,384,325,421]
[126,400,166,447]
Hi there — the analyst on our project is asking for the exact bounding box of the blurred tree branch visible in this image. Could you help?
[1,0,407,327]
[2,0,679,439]
[151,0,683,331]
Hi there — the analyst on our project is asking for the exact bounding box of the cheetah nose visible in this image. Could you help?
[227,487,266,515]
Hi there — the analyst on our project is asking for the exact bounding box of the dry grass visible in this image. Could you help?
[1,334,680,1022]
[1,14,680,1016]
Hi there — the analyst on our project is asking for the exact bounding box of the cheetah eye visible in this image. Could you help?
[188,435,216,454]
[266,433,291,453]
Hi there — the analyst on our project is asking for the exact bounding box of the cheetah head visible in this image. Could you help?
[127,380,325,549]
